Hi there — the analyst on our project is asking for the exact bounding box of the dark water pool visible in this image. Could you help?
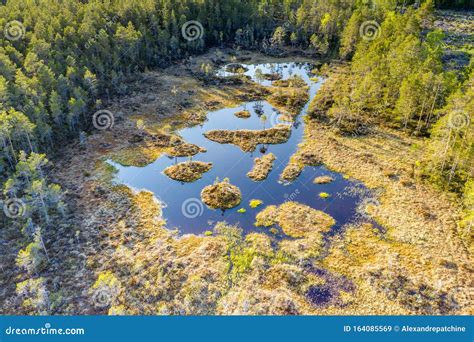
[109,62,375,235]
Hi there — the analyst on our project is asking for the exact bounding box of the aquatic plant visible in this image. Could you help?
[269,227,279,235]
[319,192,331,199]
[249,199,263,208]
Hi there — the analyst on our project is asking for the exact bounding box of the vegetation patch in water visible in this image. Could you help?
[247,153,276,181]
[226,63,249,73]
[314,176,334,184]
[268,76,309,116]
[272,75,307,88]
[255,201,335,238]
[249,199,263,208]
[201,179,242,210]
[163,161,213,182]
[263,72,282,81]
[319,192,331,199]
[204,124,291,152]
[280,150,321,183]
[234,110,251,118]
[166,142,207,157]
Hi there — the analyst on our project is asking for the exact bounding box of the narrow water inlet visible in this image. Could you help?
[108,62,377,235]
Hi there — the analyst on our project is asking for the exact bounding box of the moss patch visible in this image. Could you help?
[247,153,276,181]
[204,124,291,152]
[201,179,242,210]
[163,161,213,182]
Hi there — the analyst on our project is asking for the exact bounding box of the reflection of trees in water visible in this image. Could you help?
[253,101,264,117]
